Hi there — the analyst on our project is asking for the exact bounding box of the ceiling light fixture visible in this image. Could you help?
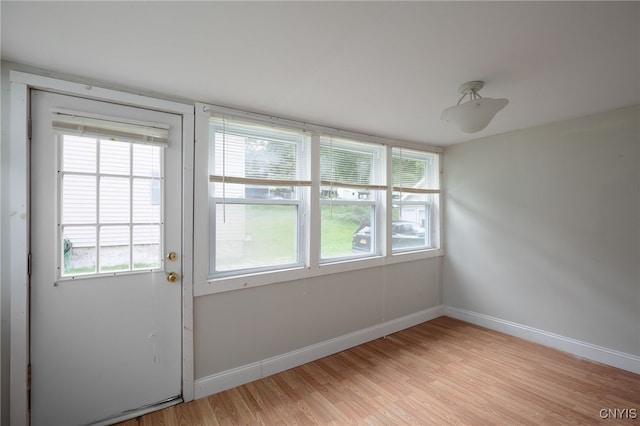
[441,80,508,133]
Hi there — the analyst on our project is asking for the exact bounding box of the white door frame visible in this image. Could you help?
[9,71,195,426]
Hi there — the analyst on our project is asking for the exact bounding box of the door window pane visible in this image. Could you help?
[59,134,163,277]
[133,144,161,177]
[99,226,130,272]
[62,136,96,173]
[100,140,130,175]
[62,174,96,224]
[133,178,160,223]
[133,225,160,269]
[100,177,130,223]
[62,226,96,275]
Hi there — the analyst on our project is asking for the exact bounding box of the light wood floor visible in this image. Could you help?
[117,317,640,425]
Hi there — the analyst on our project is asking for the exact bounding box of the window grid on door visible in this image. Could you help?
[58,134,164,278]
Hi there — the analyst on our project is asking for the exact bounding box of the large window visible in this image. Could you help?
[392,147,440,253]
[196,103,442,289]
[320,137,385,260]
[208,117,310,277]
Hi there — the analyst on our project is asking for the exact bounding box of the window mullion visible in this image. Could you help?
[309,132,321,269]
[129,142,133,270]
[96,140,101,272]
[384,145,393,257]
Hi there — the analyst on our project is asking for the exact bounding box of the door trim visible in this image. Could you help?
[9,71,195,426]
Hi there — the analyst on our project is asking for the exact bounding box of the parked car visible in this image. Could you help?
[352,220,426,253]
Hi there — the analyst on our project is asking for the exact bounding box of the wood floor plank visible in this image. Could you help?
[117,317,640,425]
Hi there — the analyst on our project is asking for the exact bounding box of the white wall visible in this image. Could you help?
[1,61,12,426]
[443,106,639,357]
[194,258,441,379]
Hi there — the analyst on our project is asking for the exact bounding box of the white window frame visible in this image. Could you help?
[391,147,441,254]
[319,136,386,262]
[211,199,308,277]
[194,102,443,296]
[206,116,310,278]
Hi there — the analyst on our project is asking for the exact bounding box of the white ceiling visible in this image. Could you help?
[2,1,639,146]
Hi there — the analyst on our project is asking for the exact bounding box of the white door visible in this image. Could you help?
[30,90,183,426]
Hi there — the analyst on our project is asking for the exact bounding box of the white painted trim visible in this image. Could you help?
[8,71,196,423]
[196,249,444,296]
[194,305,444,399]
[443,306,640,374]
[9,79,30,426]
[181,110,195,403]
[10,71,193,115]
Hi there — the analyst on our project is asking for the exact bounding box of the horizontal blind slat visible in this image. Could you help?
[210,175,312,187]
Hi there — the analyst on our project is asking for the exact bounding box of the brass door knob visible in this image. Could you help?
[166,272,179,283]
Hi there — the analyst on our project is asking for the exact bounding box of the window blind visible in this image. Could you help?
[208,116,311,190]
[51,108,169,147]
[392,147,440,194]
[320,137,386,192]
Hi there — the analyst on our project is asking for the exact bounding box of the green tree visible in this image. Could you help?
[392,157,425,188]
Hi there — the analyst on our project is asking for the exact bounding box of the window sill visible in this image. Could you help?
[194,248,443,296]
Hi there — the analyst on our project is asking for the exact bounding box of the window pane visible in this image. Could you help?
[100,140,130,175]
[318,137,382,262]
[132,225,160,269]
[133,144,161,177]
[209,117,310,198]
[215,204,298,272]
[62,226,96,275]
[392,205,430,251]
[99,225,130,272]
[392,148,439,190]
[62,174,96,224]
[211,133,245,177]
[62,135,96,173]
[100,177,130,223]
[321,204,374,258]
[245,138,298,180]
[320,138,382,186]
[211,182,245,199]
[133,178,161,223]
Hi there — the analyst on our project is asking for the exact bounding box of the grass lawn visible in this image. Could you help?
[235,204,364,265]
[320,205,364,257]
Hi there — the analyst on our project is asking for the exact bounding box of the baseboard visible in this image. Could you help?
[443,306,640,374]
[194,304,444,399]
[195,303,638,400]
